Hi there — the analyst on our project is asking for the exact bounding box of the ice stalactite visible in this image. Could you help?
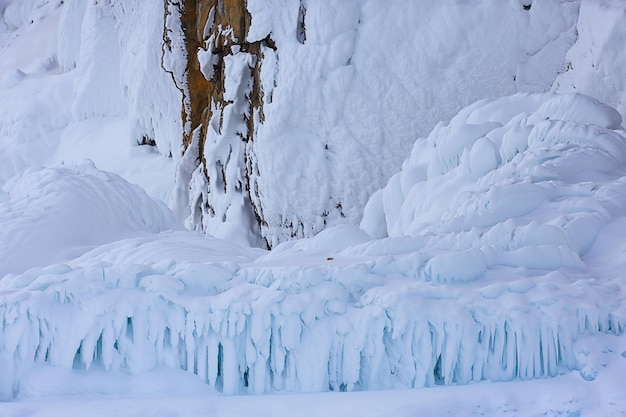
[0,258,623,400]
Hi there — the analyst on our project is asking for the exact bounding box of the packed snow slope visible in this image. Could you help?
[1,93,625,401]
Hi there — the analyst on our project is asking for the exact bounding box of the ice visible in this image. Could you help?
[2,0,626,409]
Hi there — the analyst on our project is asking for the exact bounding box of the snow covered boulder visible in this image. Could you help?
[0,161,179,278]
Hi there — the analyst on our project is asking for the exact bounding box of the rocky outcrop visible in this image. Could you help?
[171,0,273,247]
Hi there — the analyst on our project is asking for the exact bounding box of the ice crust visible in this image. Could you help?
[1,93,625,400]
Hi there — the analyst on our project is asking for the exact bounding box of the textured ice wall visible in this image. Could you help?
[0,228,623,400]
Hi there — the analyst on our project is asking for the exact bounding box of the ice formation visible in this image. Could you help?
[1,93,625,400]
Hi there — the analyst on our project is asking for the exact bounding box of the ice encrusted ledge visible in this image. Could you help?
[2,92,626,399]
[0,239,623,400]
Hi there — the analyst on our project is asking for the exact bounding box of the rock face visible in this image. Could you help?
[171,0,272,247]
[172,0,582,248]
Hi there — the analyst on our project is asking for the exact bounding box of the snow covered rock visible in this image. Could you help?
[174,0,581,247]
[57,0,184,157]
[0,161,179,278]
[361,92,625,247]
[554,0,626,122]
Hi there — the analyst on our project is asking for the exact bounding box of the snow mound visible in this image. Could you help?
[0,161,179,278]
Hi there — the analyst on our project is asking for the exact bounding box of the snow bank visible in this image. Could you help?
[0,161,179,278]
[361,93,624,251]
[554,0,626,121]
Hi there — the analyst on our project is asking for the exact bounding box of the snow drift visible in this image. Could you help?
[0,161,179,278]
[1,93,625,400]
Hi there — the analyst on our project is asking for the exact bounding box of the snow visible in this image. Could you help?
[1,0,626,415]
[0,161,179,278]
[2,93,626,404]
[240,0,580,246]
[554,0,626,121]
[0,0,178,203]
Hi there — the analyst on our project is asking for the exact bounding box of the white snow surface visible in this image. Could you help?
[0,0,180,204]
[0,161,179,278]
[1,0,626,415]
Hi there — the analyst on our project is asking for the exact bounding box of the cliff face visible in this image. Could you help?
[173,0,581,248]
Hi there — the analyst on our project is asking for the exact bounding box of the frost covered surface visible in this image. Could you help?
[2,94,626,401]
[240,0,580,246]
